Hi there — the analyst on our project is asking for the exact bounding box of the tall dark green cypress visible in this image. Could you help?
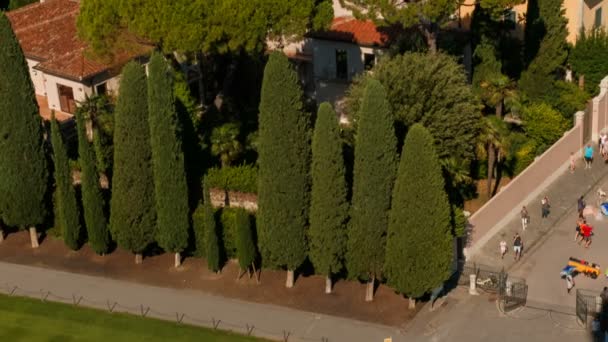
[147,52,189,268]
[203,179,220,273]
[235,208,256,278]
[347,79,397,302]
[519,0,568,101]
[50,115,80,250]
[385,124,453,310]
[0,14,48,248]
[110,62,156,264]
[75,109,109,255]
[309,102,348,294]
[257,52,310,288]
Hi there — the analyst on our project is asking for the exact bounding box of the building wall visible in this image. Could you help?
[26,59,45,96]
[43,73,92,113]
[312,39,383,81]
[458,0,605,44]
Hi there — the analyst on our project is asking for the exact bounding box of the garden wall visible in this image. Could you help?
[464,76,608,259]
[209,188,258,212]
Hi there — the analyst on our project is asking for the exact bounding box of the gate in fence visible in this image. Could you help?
[499,278,528,312]
[576,289,603,326]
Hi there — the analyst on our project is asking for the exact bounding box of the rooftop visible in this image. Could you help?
[6,0,149,82]
[310,16,399,48]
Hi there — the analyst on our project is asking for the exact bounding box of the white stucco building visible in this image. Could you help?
[6,0,148,121]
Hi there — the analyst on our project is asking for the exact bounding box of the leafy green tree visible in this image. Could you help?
[257,52,310,288]
[0,13,48,248]
[519,0,568,102]
[109,62,156,264]
[77,94,114,175]
[78,0,332,55]
[75,109,110,255]
[340,0,521,53]
[340,0,459,53]
[309,103,348,294]
[570,28,608,95]
[522,102,569,151]
[346,52,482,161]
[50,115,81,250]
[347,79,397,302]
[203,179,220,273]
[147,53,190,268]
[210,122,243,168]
[234,208,256,280]
[385,124,453,310]
[543,81,590,121]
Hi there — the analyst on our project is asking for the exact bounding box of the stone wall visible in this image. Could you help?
[209,188,258,212]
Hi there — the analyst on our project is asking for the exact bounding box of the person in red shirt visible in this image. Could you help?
[580,223,593,248]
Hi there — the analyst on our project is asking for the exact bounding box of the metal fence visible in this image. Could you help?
[576,288,603,327]
[457,261,507,293]
[0,283,332,342]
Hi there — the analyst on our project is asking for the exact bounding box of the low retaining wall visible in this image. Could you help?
[209,188,257,212]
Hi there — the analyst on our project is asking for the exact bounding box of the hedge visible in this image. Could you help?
[191,205,255,259]
[205,165,257,194]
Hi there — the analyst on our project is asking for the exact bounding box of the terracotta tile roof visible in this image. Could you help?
[311,17,399,47]
[6,0,149,81]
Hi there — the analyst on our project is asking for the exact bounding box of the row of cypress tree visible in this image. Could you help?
[257,52,454,305]
[0,12,452,305]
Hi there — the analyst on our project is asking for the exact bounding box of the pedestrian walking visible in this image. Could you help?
[429,283,444,311]
[578,196,586,216]
[513,233,523,261]
[566,274,575,294]
[601,287,608,304]
[570,152,576,173]
[520,206,529,230]
[584,144,594,169]
[574,217,584,242]
[592,315,601,342]
[541,196,550,218]
[500,240,507,259]
[580,222,593,248]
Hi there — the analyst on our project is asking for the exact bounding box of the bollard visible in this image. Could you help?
[469,274,479,295]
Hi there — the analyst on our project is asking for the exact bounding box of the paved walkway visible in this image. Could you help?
[0,262,402,342]
[0,261,597,341]
[470,157,608,273]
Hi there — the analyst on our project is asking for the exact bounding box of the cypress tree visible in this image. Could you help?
[347,79,397,302]
[147,52,189,268]
[234,208,256,280]
[257,51,310,288]
[50,115,80,250]
[309,102,348,294]
[192,201,206,257]
[0,13,48,248]
[385,124,453,310]
[519,0,568,101]
[203,179,220,273]
[75,109,109,255]
[109,62,156,264]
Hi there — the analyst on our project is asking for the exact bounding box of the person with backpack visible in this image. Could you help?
[513,233,523,261]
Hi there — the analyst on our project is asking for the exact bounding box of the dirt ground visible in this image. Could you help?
[0,231,418,327]
[464,178,512,214]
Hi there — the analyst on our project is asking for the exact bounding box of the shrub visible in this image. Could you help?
[205,165,257,194]
[514,140,537,175]
[570,28,608,95]
[522,103,569,149]
[544,81,590,121]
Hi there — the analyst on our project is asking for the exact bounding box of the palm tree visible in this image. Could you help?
[476,116,508,197]
[479,74,517,119]
[210,122,243,168]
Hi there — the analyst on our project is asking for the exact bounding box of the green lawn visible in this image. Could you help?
[0,294,266,342]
